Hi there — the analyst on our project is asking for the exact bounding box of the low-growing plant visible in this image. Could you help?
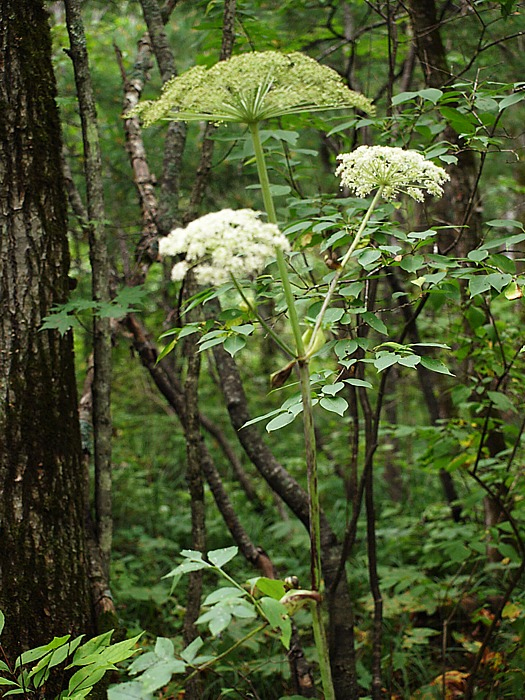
[0,611,140,699]
[110,546,320,699]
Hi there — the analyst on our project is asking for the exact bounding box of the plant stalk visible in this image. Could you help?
[306,186,384,357]
[248,122,305,356]
[249,120,334,699]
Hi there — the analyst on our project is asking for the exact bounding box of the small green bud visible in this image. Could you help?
[302,327,326,356]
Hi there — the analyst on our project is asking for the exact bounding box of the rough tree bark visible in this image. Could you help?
[64,0,113,579]
[0,0,92,656]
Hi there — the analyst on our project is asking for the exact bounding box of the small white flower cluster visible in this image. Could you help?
[159,209,290,286]
[336,146,450,202]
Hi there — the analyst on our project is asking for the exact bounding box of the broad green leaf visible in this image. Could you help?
[269,184,291,197]
[197,606,232,636]
[319,396,348,416]
[321,382,345,396]
[107,681,148,699]
[223,335,246,357]
[420,357,454,376]
[0,611,4,637]
[180,637,204,664]
[335,339,358,358]
[339,282,364,298]
[72,631,111,665]
[68,666,107,695]
[40,312,79,336]
[230,324,254,336]
[487,390,516,413]
[392,91,418,105]
[400,255,425,273]
[113,286,148,308]
[418,88,443,103]
[259,129,299,145]
[208,546,238,568]
[31,639,82,687]
[163,559,210,580]
[321,229,349,250]
[357,248,381,268]
[407,229,437,241]
[259,598,291,649]
[283,221,311,235]
[259,597,287,629]
[498,92,524,110]
[79,634,141,667]
[468,276,491,297]
[504,281,522,300]
[127,651,158,676]
[158,327,181,340]
[154,638,174,661]
[322,307,345,324]
[266,411,296,432]
[97,302,135,319]
[179,324,201,339]
[486,272,512,292]
[242,407,286,428]
[467,249,488,262]
[252,578,287,600]
[489,252,516,274]
[344,378,373,389]
[374,352,400,372]
[138,660,185,693]
[362,311,388,336]
[0,679,19,688]
[411,343,451,349]
[156,338,177,363]
[199,336,226,352]
[397,355,421,368]
[326,119,358,136]
[16,635,71,668]
[203,587,245,606]
[66,689,91,700]
[439,106,477,134]
[485,219,524,229]
[230,602,257,619]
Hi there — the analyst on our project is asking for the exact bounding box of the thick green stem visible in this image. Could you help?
[248,122,305,357]
[311,601,336,700]
[298,358,336,698]
[248,119,335,700]
[306,186,384,357]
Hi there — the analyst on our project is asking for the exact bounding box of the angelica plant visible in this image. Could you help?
[137,48,449,700]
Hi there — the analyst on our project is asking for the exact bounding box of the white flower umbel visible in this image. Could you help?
[131,51,374,126]
[336,145,450,202]
[159,209,290,286]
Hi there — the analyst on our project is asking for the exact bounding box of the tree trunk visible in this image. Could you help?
[0,0,92,657]
[64,0,113,580]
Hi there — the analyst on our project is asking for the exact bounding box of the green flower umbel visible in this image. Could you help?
[131,51,374,126]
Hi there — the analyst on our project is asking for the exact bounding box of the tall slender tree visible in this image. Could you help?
[0,0,92,655]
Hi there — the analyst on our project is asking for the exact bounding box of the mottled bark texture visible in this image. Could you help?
[0,0,92,656]
[65,0,113,579]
